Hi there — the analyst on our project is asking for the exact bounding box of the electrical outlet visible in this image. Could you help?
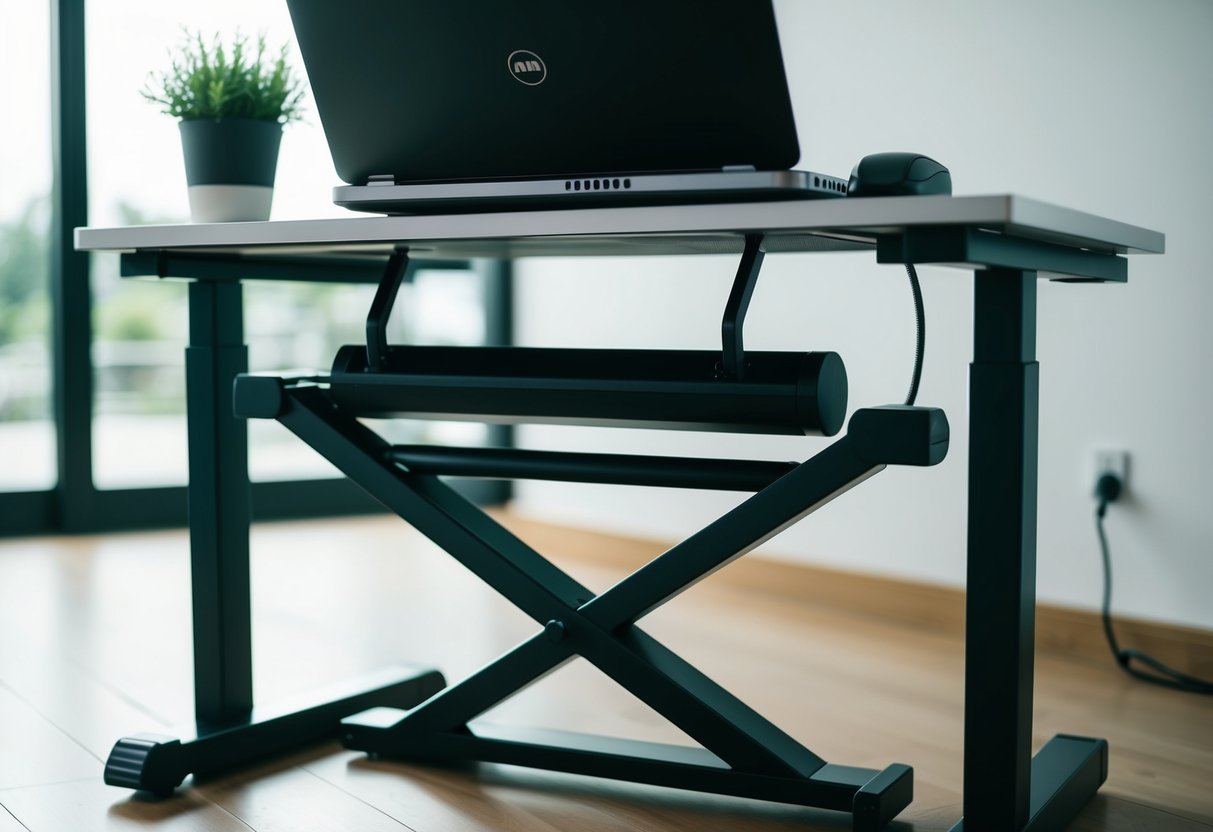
[1093,449,1129,489]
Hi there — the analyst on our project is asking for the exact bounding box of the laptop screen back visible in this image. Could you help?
[286,0,801,185]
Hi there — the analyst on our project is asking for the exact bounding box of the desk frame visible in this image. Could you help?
[78,198,1161,831]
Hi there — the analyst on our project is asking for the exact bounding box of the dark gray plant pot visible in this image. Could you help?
[179,118,283,222]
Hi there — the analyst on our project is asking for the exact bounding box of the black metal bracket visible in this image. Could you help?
[721,234,766,379]
[366,247,411,371]
[876,227,1127,283]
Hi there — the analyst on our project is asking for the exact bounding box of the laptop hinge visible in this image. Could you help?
[367,174,397,186]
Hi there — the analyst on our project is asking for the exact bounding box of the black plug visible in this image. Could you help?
[1095,472,1122,518]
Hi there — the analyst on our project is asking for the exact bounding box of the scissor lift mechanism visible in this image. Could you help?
[112,236,951,830]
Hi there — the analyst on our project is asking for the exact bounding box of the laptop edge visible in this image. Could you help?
[335,170,849,215]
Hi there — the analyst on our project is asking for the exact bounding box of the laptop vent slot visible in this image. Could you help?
[565,178,631,192]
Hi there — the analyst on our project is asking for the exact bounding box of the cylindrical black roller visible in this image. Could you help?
[328,345,847,436]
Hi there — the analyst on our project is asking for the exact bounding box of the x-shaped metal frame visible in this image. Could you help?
[234,373,947,831]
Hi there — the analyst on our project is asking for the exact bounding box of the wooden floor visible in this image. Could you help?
[0,514,1209,831]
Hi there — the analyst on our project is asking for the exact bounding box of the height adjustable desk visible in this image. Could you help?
[77,195,1163,831]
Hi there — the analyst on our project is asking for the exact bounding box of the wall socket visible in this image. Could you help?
[1093,450,1129,490]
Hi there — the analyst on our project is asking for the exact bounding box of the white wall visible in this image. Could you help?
[510,0,1213,630]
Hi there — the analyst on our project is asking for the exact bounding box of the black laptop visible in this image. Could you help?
[284,0,848,214]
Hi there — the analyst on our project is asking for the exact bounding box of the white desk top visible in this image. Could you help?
[75,195,1164,261]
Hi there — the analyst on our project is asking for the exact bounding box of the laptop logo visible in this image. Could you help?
[507,50,547,85]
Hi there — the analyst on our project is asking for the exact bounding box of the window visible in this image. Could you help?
[85,0,312,490]
[0,0,509,535]
[0,3,55,492]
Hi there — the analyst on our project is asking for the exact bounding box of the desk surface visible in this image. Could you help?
[75,194,1164,261]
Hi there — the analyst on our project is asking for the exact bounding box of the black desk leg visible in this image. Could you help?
[185,280,253,722]
[953,270,1107,831]
[103,280,445,796]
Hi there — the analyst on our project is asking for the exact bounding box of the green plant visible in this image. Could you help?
[143,30,305,123]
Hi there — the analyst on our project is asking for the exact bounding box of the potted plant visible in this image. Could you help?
[143,31,305,223]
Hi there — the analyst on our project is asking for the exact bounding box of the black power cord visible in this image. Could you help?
[901,259,1208,692]
[1095,473,1213,694]
[904,264,925,406]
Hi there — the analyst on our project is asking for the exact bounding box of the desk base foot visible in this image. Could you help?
[104,664,445,796]
[948,733,1108,832]
[344,714,913,831]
